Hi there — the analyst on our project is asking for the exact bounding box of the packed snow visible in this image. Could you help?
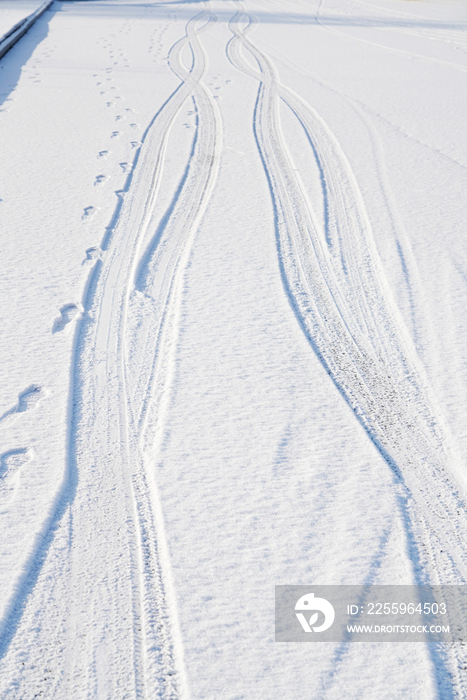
[0,1,45,38]
[1,0,467,697]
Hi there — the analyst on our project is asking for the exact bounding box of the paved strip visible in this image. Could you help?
[0,0,54,60]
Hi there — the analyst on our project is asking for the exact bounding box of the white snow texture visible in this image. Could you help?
[1,0,467,697]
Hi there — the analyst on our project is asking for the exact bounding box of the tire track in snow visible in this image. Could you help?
[118,7,223,697]
[227,1,467,589]
[11,6,221,698]
[228,7,467,691]
[126,10,222,445]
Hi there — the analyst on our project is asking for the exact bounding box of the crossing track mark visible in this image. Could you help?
[227,6,467,691]
[0,5,221,698]
[117,6,223,696]
[63,5,222,697]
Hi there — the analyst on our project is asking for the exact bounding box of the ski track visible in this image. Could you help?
[261,0,467,75]
[314,0,467,76]
[0,4,220,698]
[227,3,467,693]
[343,0,467,59]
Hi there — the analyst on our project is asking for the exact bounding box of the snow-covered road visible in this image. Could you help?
[0,0,46,36]
[1,0,467,697]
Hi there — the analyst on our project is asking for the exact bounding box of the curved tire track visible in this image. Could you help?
[0,6,223,698]
[227,0,467,592]
[119,7,223,697]
[228,6,467,692]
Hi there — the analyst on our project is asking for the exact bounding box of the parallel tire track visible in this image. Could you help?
[228,6,467,691]
[227,0,467,595]
[120,7,223,697]
[63,6,221,698]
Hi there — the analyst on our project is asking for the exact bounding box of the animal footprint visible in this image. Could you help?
[17,386,44,413]
[0,449,30,477]
[98,150,109,159]
[119,162,131,173]
[52,304,81,333]
[131,141,141,149]
[111,131,121,139]
[0,449,32,494]
[82,206,96,220]
[83,247,101,263]
[0,386,45,422]
[94,174,107,186]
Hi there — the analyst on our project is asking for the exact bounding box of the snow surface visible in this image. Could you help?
[0,1,46,39]
[1,0,467,697]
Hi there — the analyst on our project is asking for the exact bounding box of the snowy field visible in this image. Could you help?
[0,1,45,38]
[1,0,467,697]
